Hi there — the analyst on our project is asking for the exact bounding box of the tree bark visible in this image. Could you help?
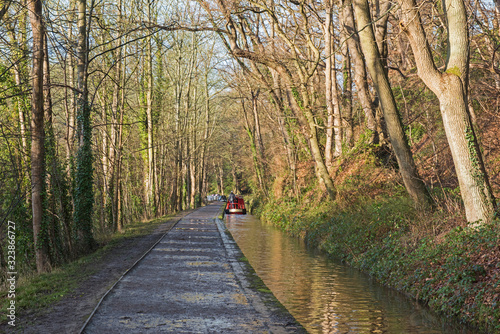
[341,0,378,144]
[28,0,49,273]
[324,1,335,168]
[74,0,95,252]
[252,90,266,172]
[373,0,392,69]
[242,96,266,195]
[340,18,354,147]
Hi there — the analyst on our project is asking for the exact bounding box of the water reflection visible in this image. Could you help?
[225,214,474,334]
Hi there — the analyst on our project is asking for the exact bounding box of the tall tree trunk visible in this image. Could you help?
[341,25,354,147]
[252,90,266,169]
[110,0,124,231]
[342,1,378,144]
[114,73,125,232]
[145,1,155,213]
[242,97,266,195]
[28,0,49,273]
[353,0,432,209]
[250,90,268,196]
[322,2,343,158]
[65,51,76,165]
[270,69,297,195]
[185,134,191,210]
[199,71,211,202]
[111,47,126,231]
[190,88,198,209]
[373,0,392,69]
[398,0,496,222]
[64,0,77,166]
[332,64,343,158]
[324,1,335,168]
[176,145,183,211]
[44,33,67,263]
[74,0,95,252]
[218,162,224,195]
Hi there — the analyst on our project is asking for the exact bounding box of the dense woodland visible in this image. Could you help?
[0,0,499,320]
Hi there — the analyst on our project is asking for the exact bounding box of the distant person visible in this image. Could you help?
[228,191,236,203]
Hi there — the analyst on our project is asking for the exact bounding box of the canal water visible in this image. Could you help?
[224,214,474,334]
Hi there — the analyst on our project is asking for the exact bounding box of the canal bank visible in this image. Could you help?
[256,194,499,333]
[225,212,479,333]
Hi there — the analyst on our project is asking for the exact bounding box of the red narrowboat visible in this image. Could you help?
[224,196,247,215]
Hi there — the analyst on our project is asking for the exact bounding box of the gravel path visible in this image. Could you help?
[82,203,302,333]
[1,210,194,334]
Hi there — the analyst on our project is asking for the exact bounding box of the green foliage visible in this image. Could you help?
[406,123,426,146]
[290,86,303,110]
[0,73,35,275]
[465,125,487,197]
[194,193,202,208]
[73,102,96,253]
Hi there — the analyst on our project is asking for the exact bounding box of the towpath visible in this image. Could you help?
[82,203,302,333]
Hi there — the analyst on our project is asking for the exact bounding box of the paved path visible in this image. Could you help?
[82,203,301,333]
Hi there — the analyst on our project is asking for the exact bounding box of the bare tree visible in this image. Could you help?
[397,0,496,222]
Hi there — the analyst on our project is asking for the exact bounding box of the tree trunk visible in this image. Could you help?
[28,0,49,273]
[114,56,126,232]
[324,1,335,168]
[271,69,298,195]
[65,49,76,164]
[252,90,266,172]
[353,0,432,209]
[341,26,354,147]
[398,0,496,222]
[292,86,337,200]
[332,65,343,158]
[242,94,266,195]
[143,0,155,214]
[74,0,95,252]
[218,163,224,195]
[44,32,67,263]
[199,72,211,203]
[341,1,378,144]
[373,0,392,69]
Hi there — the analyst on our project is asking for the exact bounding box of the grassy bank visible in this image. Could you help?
[255,154,500,332]
[260,194,499,332]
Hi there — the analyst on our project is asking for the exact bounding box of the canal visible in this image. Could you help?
[224,214,474,334]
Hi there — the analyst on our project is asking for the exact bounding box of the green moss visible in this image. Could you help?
[445,66,462,77]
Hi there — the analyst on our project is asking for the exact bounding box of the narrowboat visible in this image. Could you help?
[224,196,247,214]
